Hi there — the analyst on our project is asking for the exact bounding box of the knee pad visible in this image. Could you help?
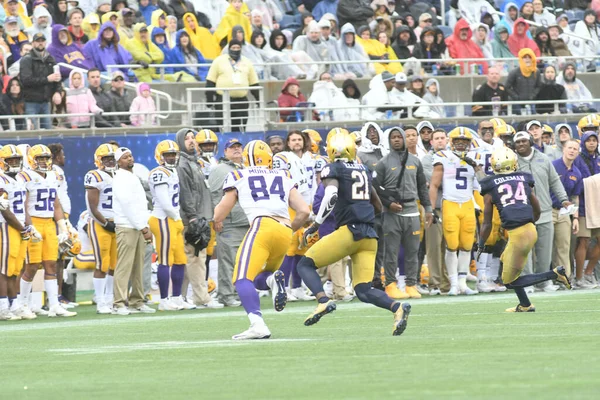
[354,282,371,303]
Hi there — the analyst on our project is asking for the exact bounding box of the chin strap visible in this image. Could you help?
[315,185,338,225]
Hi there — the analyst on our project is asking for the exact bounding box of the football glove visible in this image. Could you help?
[462,156,478,169]
[30,225,43,243]
[0,192,9,211]
[21,225,33,241]
[103,220,116,233]
[301,223,320,248]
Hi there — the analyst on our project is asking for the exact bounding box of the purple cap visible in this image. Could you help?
[5,16,18,24]
[224,138,243,149]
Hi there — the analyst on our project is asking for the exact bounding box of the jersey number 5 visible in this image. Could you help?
[455,167,468,189]
[351,171,369,200]
[498,182,528,206]
[249,176,285,201]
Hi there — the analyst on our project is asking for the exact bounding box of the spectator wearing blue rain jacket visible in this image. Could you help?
[312,0,339,22]
[170,29,208,81]
[139,0,160,25]
[151,27,175,74]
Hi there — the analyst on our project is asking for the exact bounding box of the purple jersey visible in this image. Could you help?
[480,171,535,230]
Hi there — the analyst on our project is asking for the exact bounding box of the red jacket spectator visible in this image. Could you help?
[508,18,541,57]
[277,77,307,120]
[445,19,488,74]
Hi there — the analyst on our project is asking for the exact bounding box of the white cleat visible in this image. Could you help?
[323,281,334,298]
[335,294,355,302]
[13,305,37,320]
[460,287,479,295]
[96,304,112,314]
[48,304,77,317]
[171,296,196,310]
[31,305,50,316]
[476,280,494,293]
[429,288,442,296]
[447,286,459,296]
[158,298,182,311]
[489,281,507,292]
[467,273,478,282]
[111,306,131,316]
[257,290,269,298]
[130,304,156,314]
[232,321,271,340]
[0,309,22,321]
[197,299,225,309]
[290,287,315,301]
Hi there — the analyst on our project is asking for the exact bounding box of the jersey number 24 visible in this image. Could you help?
[498,182,527,206]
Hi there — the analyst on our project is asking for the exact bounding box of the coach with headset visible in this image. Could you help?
[513,131,570,289]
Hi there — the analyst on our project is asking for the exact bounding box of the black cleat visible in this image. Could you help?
[393,302,411,336]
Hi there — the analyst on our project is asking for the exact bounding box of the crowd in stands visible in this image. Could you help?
[0,0,599,129]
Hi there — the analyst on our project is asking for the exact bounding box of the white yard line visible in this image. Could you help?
[49,339,315,355]
[0,290,597,333]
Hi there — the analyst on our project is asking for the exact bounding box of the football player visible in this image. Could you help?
[85,144,118,314]
[0,145,40,320]
[148,140,194,311]
[297,133,412,336]
[72,210,96,270]
[273,130,314,301]
[195,129,219,178]
[303,129,329,185]
[213,140,310,340]
[429,128,480,296]
[479,147,571,312]
[19,145,77,317]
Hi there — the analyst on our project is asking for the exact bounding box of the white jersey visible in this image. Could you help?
[301,152,318,202]
[313,154,329,174]
[273,151,311,204]
[198,155,218,178]
[432,150,480,204]
[0,172,27,224]
[19,169,60,219]
[149,166,181,220]
[53,164,71,215]
[473,147,494,176]
[223,167,296,224]
[76,210,93,254]
[84,169,114,221]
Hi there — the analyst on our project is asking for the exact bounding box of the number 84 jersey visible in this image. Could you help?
[84,169,114,221]
[223,167,296,224]
[433,150,481,204]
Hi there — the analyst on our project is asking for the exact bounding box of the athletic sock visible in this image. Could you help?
[105,274,114,305]
[45,279,59,307]
[290,255,302,289]
[279,256,293,286]
[457,251,471,291]
[157,264,170,299]
[248,312,264,325]
[235,279,261,316]
[19,278,33,305]
[171,264,185,297]
[354,283,396,311]
[506,270,557,289]
[513,287,531,307]
[93,277,107,306]
[0,297,8,311]
[488,256,500,282]
[476,252,489,281]
[254,271,270,291]
[297,257,326,301]
[445,250,458,287]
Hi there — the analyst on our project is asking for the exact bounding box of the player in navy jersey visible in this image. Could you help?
[296,132,411,336]
[478,147,571,312]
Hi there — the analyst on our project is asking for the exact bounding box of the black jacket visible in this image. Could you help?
[168,0,196,28]
[89,86,116,127]
[535,82,567,114]
[337,0,374,30]
[391,26,416,60]
[108,88,133,125]
[0,77,26,130]
[20,50,60,103]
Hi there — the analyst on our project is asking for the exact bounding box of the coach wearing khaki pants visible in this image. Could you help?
[112,147,155,315]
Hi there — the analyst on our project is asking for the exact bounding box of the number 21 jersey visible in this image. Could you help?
[223,167,296,224]
[480,172,535,230]
[19,170,59,218]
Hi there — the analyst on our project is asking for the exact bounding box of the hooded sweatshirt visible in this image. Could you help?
[182,12,219,60]
[357,121,387,171]
[124,22,165,82]
[445,19,488,74]
[517,147,568,224]
[422,78,445,118]
[66,69,102,127]
[151,27,175,74]
[507,18,540,56]
[129,82,157,126]
[47,24,93,79]
[277,77,307,119]
[492,25,514,58]
[213,1,252,46]
[496,2,520,35]
[25,5,53,43]
[573,131,600,217]
[556,62,594,107]
[175,128,213,225]
[472,22,493,60]
[553,123,573,152]
[83,22,133,73]
[373,127,432,215]
[458,0,499,26]
[534,27,556,57]
[139,0,159,25]
[336,23,371,78]
[505,48,541,101]
[391,25,415,60]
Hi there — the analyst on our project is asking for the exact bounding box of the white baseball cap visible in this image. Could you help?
[115,147,132,161]
[395,72,407,83]
[513,131,531,143]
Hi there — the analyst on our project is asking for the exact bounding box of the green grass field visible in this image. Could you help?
[2,290,599,400]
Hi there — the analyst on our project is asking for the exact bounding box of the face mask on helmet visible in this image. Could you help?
[34,156,52,172]
[102,155,117,172]
[161,151,180,168]
[4,156,23,173]
[200,143,217,158]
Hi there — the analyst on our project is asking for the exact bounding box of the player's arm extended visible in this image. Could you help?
[154,183,181,220]
[314,178,339,226]
[479,194,494,247]
[428,164,443,212]
[289,187,310,231]
[370,187,383,215]
[213,189,238,230]
[529,192,541,222]
[86,187,107,225]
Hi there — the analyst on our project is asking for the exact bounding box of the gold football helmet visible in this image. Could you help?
[490,117,507,130]
[577,114,599,134]
[155,140,180,168]
[491,147,518,175]
[327,132,356,162]
[326,127,350,144]
[303,129,322,154]
[350,131,362,145]
[542,124,553,135]
[495,124,516,138]
[448,127,473,151]
[28,144,53,172]
[0,144,23,174]
[243,140,273,168]
[94,143,118,172]
[195,129,218,157]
